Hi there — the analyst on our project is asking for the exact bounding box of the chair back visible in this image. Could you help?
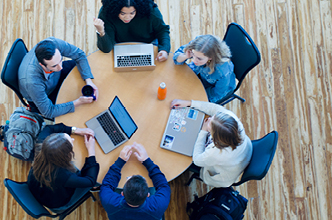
[1,38,29,106]
[223,23,261,93]
[3,178,55,219]
[232,131,278,186]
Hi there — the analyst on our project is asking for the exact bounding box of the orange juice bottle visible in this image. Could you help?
[157,82,167,100]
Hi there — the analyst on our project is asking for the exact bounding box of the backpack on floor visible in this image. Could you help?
[1,107,44,161]
[186,187,248,220]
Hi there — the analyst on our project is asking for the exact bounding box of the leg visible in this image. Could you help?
[48,60,76,104]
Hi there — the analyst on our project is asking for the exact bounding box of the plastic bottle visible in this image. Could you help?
[157,82,167,100]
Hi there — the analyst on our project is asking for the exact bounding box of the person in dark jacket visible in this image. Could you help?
[93,0,170,61]
[27,124,99,208]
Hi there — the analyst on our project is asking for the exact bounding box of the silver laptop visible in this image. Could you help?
[160,107,204,156]
[85,96,138,154]
[113,43,156,72]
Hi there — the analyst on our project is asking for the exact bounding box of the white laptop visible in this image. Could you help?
[85,96,138,154]
[160,107,204,156]
[113,43,156,72]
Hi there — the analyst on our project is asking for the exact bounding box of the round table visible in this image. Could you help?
[56,48,207,187]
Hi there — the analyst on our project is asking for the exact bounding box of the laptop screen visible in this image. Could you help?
[109,96,137,138]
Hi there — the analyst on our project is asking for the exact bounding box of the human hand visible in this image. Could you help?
[73,96,94,107]
[185,49,193,59]
[84,135,96,156]
[201,117,212,132]
[74,128,94,137]
[170,99,191,109]
[119,145,133,161]
[132,143,149,162]
[156,50,168,62]
[85,78,99,100]
[93,17,105,36]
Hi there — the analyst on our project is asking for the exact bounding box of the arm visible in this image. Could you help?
[151,6,170,54]
[173,44,190,65]
[99,158,126,207]
[96,7,117,53]
[27,80,75,118]
[51,37,94,80]
[192,131,218,167]
[64,156,99,188]
[36,123,72,143]
[143,158,171,213]
[191,100,228,116]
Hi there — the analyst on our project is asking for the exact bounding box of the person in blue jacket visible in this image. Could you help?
[173,35,236,103]
[99,142,171,220]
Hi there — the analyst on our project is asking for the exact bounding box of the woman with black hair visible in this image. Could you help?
[94,0,170,61]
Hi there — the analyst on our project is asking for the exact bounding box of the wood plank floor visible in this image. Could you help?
[1,0,331,219]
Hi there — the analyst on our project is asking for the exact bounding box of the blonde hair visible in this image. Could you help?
[184,35,231,74]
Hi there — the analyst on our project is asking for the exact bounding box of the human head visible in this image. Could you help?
[33,133,76,188]
[122,175,149,206]
[209,112,243,150]
[184,35,231,74]
[101,0,155,21]
[35,40,63,72]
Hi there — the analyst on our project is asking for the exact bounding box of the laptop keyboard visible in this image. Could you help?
[97,113,126,146]
[117,55,152,67]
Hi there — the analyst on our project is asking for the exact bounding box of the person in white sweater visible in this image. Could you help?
[170,99,253,187]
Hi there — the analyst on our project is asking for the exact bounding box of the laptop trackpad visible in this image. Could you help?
[94,126,109,144]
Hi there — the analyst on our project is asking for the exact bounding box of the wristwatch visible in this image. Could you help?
[71,126,77,134]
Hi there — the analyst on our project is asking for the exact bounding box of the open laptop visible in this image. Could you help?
[160,107,204,156]
[85,96,138,154]
[113,43,156,72]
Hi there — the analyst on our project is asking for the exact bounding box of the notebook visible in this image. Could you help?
[85,96,138,154]
[113,43,156,72]
[160,107,204,156]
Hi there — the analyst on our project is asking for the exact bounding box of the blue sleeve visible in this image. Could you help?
[143,158,171,214]
[26,80,75,118]
[99,158,126,208]
[64,156,100,188]
[173,44,188,65]
[205,62,236,103]
[51,37,94,80]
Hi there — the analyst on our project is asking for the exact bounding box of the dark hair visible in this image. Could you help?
[101,0,155,19]
[32,133,76,189]
[35,40,57,66]
[123,175,149,206]
[210,112,243,150]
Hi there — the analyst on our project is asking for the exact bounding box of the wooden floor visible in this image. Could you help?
[1,0,331,219]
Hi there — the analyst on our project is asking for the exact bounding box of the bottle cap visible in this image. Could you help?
[160,82,166,89]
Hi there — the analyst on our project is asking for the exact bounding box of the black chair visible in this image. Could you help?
[217,23,261,105]
[1,38,29,106]
[4,178,96,220]
[186,131,278,186]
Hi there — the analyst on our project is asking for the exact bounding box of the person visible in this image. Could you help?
[173,35,236,103]
[170,99,253,188]
[93,0,170,61]
[18,37,99,119]
[27,128,99,209]
[99,143,171,220]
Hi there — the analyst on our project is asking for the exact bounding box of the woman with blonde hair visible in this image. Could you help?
[173,35,236,103]
[170,99,252,187]
[27,128,99,208]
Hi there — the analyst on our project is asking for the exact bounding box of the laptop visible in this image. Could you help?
[85,96,138,154]
[160,107,204,156]
[113,43,156,72]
